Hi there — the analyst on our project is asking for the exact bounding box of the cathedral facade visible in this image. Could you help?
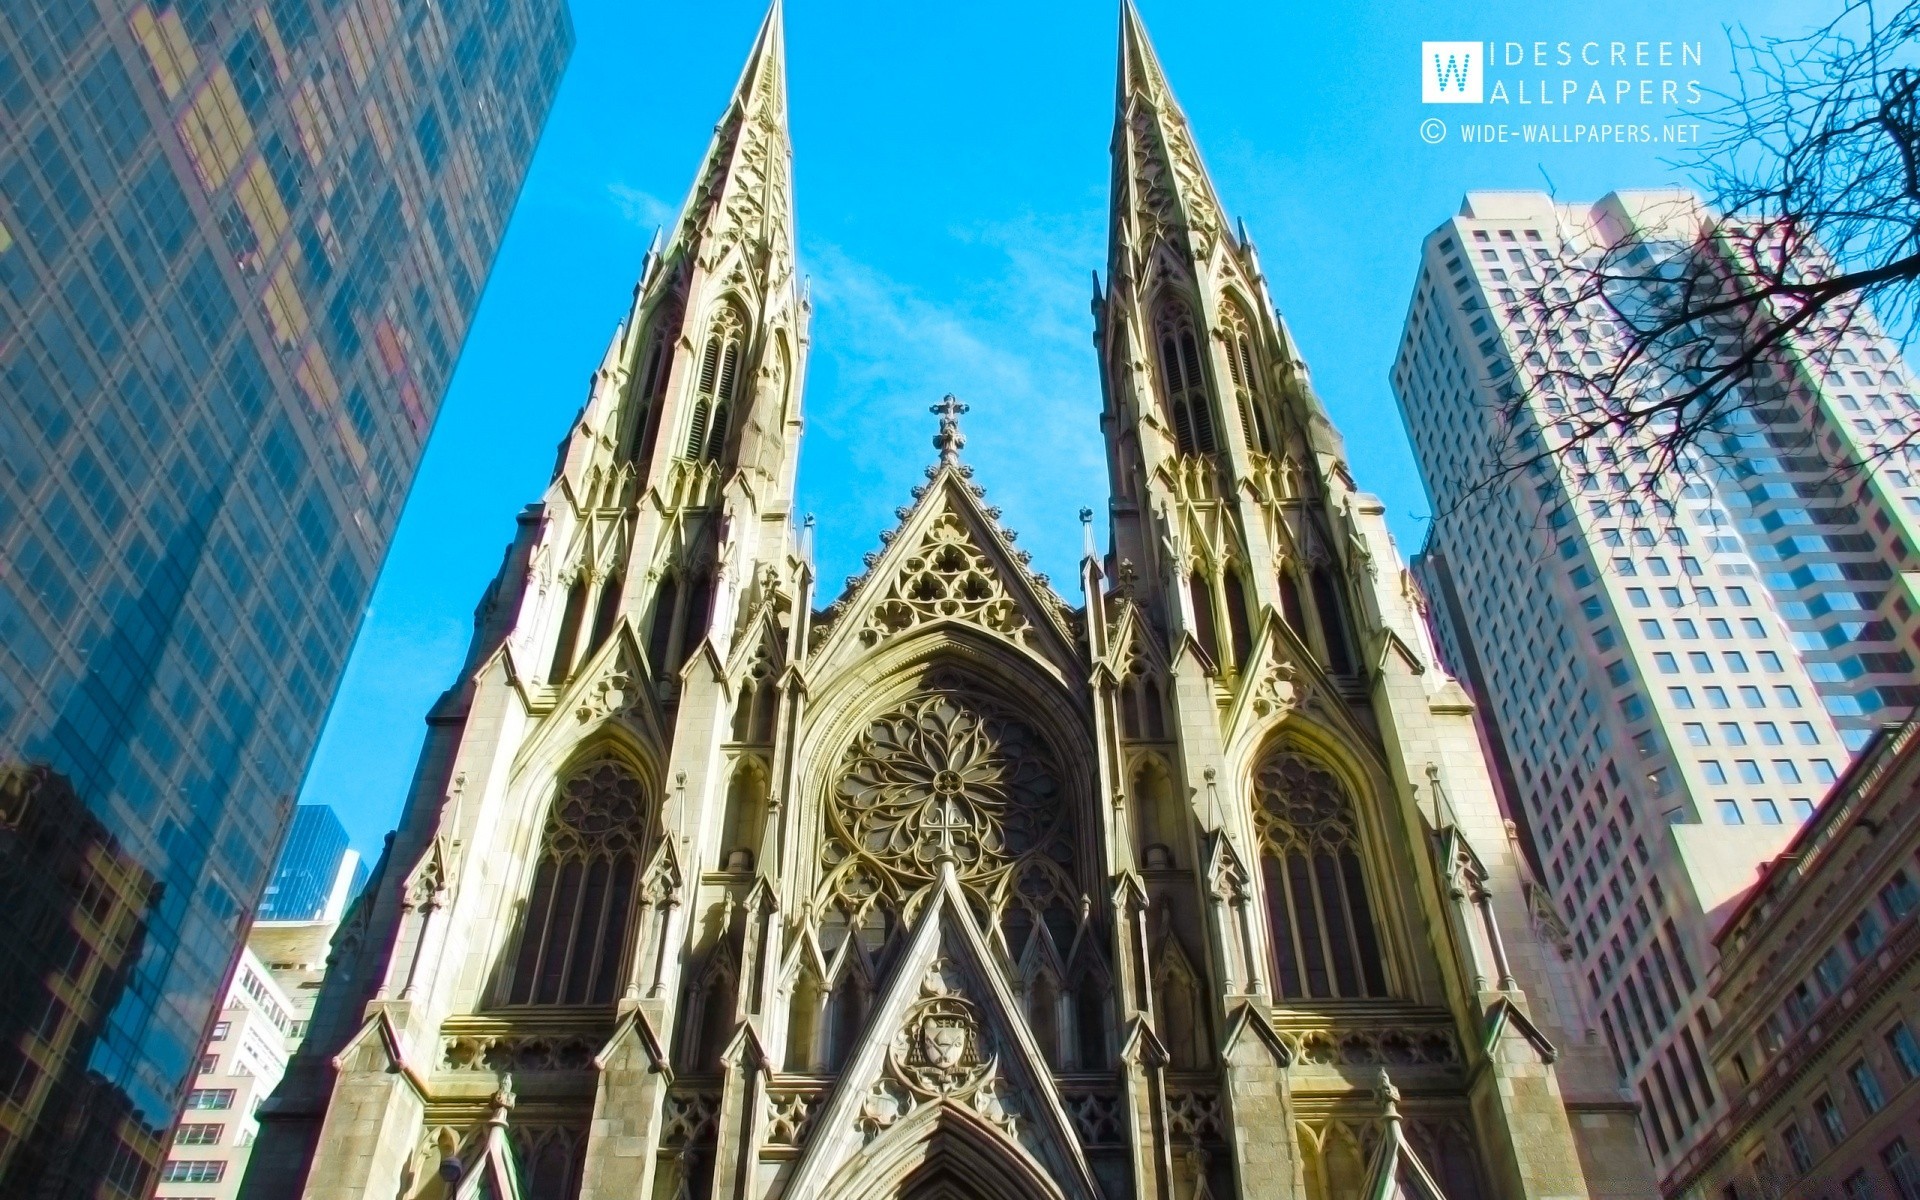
[241,6,1656,1198]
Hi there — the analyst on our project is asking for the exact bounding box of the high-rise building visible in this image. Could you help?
[1394,189,1920,1175]
[1669,718,1920,1200]
[241,8,1651,1199]
[258,804,365,923]
[0,0,570,1190]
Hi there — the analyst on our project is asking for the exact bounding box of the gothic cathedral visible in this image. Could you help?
[243,6,1656,1199]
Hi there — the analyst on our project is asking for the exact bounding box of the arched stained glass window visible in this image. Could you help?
[1253,751,1388,1000]
[508,761,647,1006]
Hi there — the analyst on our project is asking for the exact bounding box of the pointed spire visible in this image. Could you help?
[1117,0,1172,108]
[1109,1,1227,273]
[655,0,794,281]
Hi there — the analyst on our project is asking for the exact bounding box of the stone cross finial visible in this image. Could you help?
[931,394,969,464]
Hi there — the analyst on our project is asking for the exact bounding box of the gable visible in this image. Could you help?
[781,867,1101,1200]
[810,465,1080,677]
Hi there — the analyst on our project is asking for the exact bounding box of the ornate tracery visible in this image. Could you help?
[820,685,1068,908]
[1251,750,1388,1001]
[506,760,649,1006]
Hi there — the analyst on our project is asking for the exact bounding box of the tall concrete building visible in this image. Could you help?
[258,804,365,923]
[1394,190,1920,1178]
[0,0,569,1191]
[243,8,1650,1199]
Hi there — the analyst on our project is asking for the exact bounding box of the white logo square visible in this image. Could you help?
[1422,42,1483,104]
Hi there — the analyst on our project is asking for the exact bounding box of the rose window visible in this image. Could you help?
[824,689,1065,899]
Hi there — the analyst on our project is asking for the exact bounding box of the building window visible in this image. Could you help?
[183,1089,235,1110]
[1716,800,1745,825]
[209,1022,229,1041]
[159,1160,225,1183]
[174,1123,222,1145]
[1848,911,1886,958]
[1882,871,1919,923]
[1155,300,1216,455]
[1845,1170,1875,1200]
[1816,1092,1846,1144]
[1888,1022,1920,1081]
[196,1054,217,1075]
[506,761,649,1006]
[1885,1137,1920,1200]
[1783,1121,1815,1173]
[686,303,746,462]
[1253,749,1388,1000]
[1853,1060,1888,1114]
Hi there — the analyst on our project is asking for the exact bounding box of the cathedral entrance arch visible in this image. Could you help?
[812,1097,1071,1200]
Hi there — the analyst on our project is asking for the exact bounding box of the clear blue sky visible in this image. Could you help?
[303,0,1819,859]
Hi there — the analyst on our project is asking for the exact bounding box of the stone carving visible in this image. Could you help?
[1282,1026,1461,1068]
[852,958,1029,1144]
[1165,1088,1225,1144]
[890,959,994,1098]
[576,669,643,723]
[764,1089,826,1148]
[1247,659,1302,719]
[440,1033,599,1073]
[822,686,1066,905]
[541,761,647,861]
[661,1090,720,1148]
[864,511,1029,645]
[1063,1090,1125,1145]
[1251,752,1358,856]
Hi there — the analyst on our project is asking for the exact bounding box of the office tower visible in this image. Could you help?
[154,946,296,1200]
[1394,189,1920,1174]
[258,804,365,923]
[242,8,1647,1199]
[0,0,570,1191]
[1672,718,1920,1200]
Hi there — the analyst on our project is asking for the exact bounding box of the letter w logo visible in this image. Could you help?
[1421,42,1483,104]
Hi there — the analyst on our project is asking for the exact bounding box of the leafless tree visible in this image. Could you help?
[1479,0,1920,505]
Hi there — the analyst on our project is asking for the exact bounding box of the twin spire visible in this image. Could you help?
[649,0,1232,301]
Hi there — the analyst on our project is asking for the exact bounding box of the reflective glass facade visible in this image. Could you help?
[0,0,570,1191]
[257,803,362,922]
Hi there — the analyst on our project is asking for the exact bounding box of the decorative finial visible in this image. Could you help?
[931,393,970,465]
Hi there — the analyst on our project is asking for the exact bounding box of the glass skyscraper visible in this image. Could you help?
[0,0,570,1191]
[256,804,363,923]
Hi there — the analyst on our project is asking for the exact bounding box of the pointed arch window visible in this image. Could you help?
[1155,301,1215,455]
[586,573,623,657]
[1223,564,1254,670]
[1310,565,1357,676]
[645,574,679,673]
[1252,751,1388,1000]
[687,304,746,462]
[1187,569,1220,670]
[1222,301,1275,455]
[548,576,589,683]
[507,761,647,1006]
[627,320,673,466]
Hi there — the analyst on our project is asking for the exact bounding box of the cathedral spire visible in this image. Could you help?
[1109,0,1227,282]
[657,0,794,282]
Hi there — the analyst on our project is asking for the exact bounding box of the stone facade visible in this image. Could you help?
[1667,719,1920,1199]
[240,5,1655,1198]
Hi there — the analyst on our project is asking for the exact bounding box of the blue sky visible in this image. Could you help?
[303,0,1820,858]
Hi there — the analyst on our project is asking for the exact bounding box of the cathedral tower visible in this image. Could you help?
[243,6,1653,1199]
